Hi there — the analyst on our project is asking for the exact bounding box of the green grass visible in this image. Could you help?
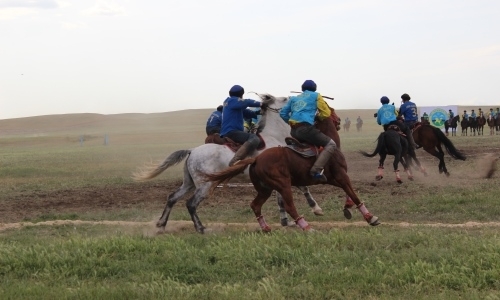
[1,225,500,299]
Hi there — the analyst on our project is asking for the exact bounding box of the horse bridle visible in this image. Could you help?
[249,92,282,114]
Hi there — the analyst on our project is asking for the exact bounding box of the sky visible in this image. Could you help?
[1,0,499,120]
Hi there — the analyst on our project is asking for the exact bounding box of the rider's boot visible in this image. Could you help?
[310,140,337,182]
[406,128,419,149]
[228,141,254,166]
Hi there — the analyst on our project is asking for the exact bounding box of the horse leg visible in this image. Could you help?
[275,186,311,231]
[156,181,195,232]
[333,170,380,226]
[276,192,292,227]
[393,149,403,184]
[402,156,414,181]
[376,154,386,180]
[436,144,449,176]
[297,186,324,216]
[250,184,274,232]
[185,183,212,234]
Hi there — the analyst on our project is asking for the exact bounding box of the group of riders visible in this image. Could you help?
[204,80,430,183]
[422,108,500,123]
[204,80,336,182]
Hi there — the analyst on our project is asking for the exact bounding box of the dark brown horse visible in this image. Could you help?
[468,117,478,136]
[205,107,380,232]
[476,115,486,135]
[444,115,460,137]
[412,124,466,176]
[360,128,427,184]
[460,117,469,136]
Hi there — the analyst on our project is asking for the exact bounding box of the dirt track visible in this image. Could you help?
[1,143,498,232]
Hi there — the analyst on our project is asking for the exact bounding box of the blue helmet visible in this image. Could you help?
[229,85,244,98]
[301,80,317,92]
[380,96,390,104]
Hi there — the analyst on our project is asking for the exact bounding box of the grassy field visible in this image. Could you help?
[1,108,500,299]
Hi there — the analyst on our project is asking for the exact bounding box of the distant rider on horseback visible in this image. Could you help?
[397,93,419,149]
[205,105,223,136]
[470,110,476,120]
[462,110,469,119]
[221,85,265,166]
[280,80,337,182]
[378,96,417,150]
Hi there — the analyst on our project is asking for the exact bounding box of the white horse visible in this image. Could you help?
[133,94,323,233]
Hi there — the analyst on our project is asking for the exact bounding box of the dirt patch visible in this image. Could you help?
[1,143,498,231]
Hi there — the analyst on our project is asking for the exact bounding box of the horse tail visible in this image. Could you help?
[431,127,467,161]
[205,157,256,191]
[359,132,385,157]
[132,150,191,181]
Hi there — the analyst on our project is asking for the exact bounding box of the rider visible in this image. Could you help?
[220,85,265,166]
[470,109,477,120]
[345,117,350,124]
[280,80,337,182]
[462,110,469,120]
[448,109,454,120]
[398,93,419,149]
[489,108,496,118]
[377,96,416,149]
[357,116,362,124]
[422,112,429,122]
[205,105,223,136]
[496,108,500,117]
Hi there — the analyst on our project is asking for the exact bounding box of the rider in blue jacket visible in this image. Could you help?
[205,105,223,135]
[470,110,476,120]
[398,93,419,149]
[280,80,337,182]
[378,96,417,149]
[221,85,265,166]
[462,110,469,120]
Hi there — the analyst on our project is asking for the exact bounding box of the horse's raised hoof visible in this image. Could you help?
[368,216,381,226]
[312,207,324,216]
[343,208,352,219]
[375,175,383,181]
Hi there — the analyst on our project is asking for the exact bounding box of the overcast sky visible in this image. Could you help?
[1,0,499,119]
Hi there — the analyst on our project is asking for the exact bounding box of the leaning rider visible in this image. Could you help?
[280,80,337,182]
[377,96,416,150]
[220,85,265,166]
[397,93,419,149]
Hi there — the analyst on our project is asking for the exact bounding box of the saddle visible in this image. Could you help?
[284,137,319,157]
[387,124,406,137]
[204,133,266,153]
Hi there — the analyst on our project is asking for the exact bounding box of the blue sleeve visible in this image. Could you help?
[243,109,258,119]
[233,99,261,109]
[376,108,382,125]
[280,99,292,123]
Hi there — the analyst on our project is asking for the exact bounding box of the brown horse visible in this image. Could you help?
[460,117,469,136]
[477,115,486,135]
[496,115,500,134]
[205,107,380,232]
[413,124,466,176]
[487,115,496,135]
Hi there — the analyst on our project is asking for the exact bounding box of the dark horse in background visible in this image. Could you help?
[205,106,380,232]
[487,115,496,135]
[468,117,478,136]
[460,117,469,136]
[413,124,466,176]
[476,115,486,135]
[356,118,363,132]
[444,115,460,137]
[360,127,427,184]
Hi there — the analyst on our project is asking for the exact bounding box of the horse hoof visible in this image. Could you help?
[343,208,352,220]
[423,172,428,177]
[369,216,381,226]
[312,207,324,216]
[156,228,166,235]
[445,172,450,177]
[408,176,414,181]
[262,226,272,233]
[280,218,289,227]
[397,179,403,184]
[375,175,383,181]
